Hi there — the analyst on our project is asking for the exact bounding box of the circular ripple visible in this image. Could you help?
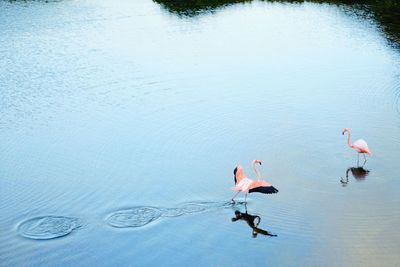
[162,201,245,217]
[178,201,244,213]
[178,202,207,213]
[159,207,185,217]
[106,207,162,228]
[18,216,81,240]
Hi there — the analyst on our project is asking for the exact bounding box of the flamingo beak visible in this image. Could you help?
[259,162,262,165]
[342,131,344,135]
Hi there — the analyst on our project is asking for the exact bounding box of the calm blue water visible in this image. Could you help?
[1,0,400,266]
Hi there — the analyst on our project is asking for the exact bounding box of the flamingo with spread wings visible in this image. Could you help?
[231,160,278,203]
[342,128,372,166]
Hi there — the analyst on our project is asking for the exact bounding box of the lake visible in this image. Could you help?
[1,0,399,266]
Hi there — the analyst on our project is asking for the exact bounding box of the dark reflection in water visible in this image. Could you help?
[231,207,277,238]
[154,0,400,48]
[340,167,370,186]
[154,0,251,16]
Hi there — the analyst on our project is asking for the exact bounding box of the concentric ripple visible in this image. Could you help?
[158,207,185,217]
[106,201,243,228]
[106,206,162,228]
[177,201,236,213]
[17,216,81,240]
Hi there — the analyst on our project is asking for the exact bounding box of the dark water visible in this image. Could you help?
[1,0,400,266]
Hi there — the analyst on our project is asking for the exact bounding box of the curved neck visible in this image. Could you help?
[345,131,352,147]
[252,162,262,179]
[346,168,351,178]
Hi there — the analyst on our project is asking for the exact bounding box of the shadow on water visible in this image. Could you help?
[231,205,277,238]
[340,167,370,186]
[154,0,400,49]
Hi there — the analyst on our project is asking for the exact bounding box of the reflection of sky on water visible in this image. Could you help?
[0,0,400,266]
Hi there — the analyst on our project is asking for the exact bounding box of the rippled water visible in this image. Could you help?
[1,0,400,266]
[17,216,82,240]
[106,201,244,228]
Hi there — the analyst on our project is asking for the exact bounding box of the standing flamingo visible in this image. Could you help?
[231,160,278,203]
[342,128,372,166]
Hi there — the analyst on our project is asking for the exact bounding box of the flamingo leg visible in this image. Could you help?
[357,153,360,167]
[363,153,367,166]
[231,191,240,203]
[245,193,248,203]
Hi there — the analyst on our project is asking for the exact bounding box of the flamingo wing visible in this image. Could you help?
[233,165,246,185]
[353,139,368,149]
[248,180,279,194]
[353,139,371,154]
[249,186,279,194]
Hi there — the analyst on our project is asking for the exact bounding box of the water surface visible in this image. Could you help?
[1,0,400,266]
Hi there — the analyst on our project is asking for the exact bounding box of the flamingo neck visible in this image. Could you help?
[252,163,262,179]
[345,131,352,148]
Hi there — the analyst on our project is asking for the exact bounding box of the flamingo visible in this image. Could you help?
[342,128,372,166]
[231,160,278,203]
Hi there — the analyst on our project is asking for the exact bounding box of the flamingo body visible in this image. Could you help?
[351,139,371,154]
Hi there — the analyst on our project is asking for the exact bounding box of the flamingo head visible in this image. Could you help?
[253,159,262,165]
[342,128,349,135]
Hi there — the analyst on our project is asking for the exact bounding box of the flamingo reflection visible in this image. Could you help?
[340,167,370,186]
[231,207,277,238]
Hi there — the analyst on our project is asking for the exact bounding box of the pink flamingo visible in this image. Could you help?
[342,128,372,166]
[231,160,278,203]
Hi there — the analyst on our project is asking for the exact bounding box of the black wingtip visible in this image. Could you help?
[249,186,279,194]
